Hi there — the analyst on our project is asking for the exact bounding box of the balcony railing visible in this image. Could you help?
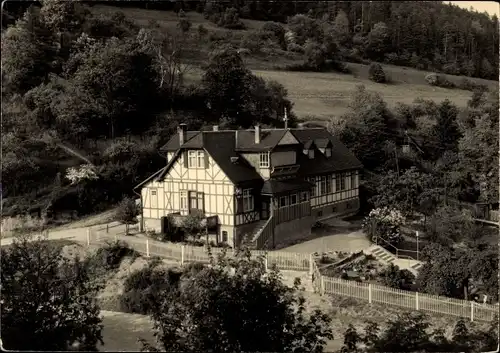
[275,201,311,224]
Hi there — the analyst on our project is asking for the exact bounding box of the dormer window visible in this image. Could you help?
[325,147,331,157]
[308,149,314,159]
[259,152,269,168]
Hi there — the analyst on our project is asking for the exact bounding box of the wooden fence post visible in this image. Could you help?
[368,283,372,304]
[320,276,325,296]
[86,228,90,246]
[309,253,313,276]
[181,245,185,266]
[146,239,150,258]
[416,292,419,311]
[470,302,474,322]
[264,255,268,271]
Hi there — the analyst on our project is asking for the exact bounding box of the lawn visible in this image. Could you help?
[91,4,498,124]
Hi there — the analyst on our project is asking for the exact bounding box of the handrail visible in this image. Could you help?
[374,236,417,267]
[255,216,274,249]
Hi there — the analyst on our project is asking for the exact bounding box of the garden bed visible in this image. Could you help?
[314,251,390,285]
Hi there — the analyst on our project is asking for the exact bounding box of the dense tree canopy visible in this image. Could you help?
[142,251,333,352]
[1,235,104,350]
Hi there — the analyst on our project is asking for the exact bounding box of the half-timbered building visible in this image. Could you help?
[134,123,363,249]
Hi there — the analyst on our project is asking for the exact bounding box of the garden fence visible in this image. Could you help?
[80,226,498,323]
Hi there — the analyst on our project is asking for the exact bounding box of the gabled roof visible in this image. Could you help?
[290,128,363,175]
[139,126,362,190]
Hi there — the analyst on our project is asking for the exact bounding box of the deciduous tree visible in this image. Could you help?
[142,251,333,352]
[1,234,104,350]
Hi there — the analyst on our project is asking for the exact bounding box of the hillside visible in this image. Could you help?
[93,5,498,122]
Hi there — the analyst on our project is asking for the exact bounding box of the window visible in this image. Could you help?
[180,190,188,210]
[188,191,204,213]
[319,175,332,195]
[320,176,327,195]
[243,189,254,212]
[325,148,331,157]
[151,190,157,196]
[300,191,309,202]
[188,150,205,168]
[222,231,228,242]
[259,152,269,168]
[351,172,357,189]
[308,149,314,159]
[336,173,346,191]
[279,196,288,208]
[290,193,297,205]
[308,177,316,197]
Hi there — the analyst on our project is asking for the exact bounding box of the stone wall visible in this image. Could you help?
[273,215,315,249]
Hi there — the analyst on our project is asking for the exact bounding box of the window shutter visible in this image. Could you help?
[204,151,209,169]
[183,151,188,168]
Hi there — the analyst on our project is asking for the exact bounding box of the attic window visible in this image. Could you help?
[259,152,269,168]
[308,149,314,159]
[325,148,331,157]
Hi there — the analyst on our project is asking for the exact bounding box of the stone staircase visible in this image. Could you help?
[239,220,269,249]
[410,261,424,271]
[364,245,397,264]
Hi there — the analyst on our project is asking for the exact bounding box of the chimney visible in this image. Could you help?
[178,123,187,145]
[213,125,219,131]
[255,125,260,144]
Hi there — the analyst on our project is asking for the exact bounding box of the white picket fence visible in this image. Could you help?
[82,227,497,323]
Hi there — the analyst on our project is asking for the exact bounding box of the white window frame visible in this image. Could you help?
[188,150,205,168]
[290,193,297,205]
[243,189,254,212]
[180,190,188,210]
[325,148,331,157]
[320,176,327,195]
[300,191,309,202]
[259,152,270,168]
[340,173,346,190]
[279,196,288,208]
[308,149,314,159]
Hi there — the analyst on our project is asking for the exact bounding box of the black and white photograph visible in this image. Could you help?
[1,0,499,351]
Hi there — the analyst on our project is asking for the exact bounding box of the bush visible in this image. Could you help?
[94,240,138,270]
[262,22,286,49]
[457,77,488,92]
[287,43,304,53]
[368,63,386,83]
[425,73,455,89]
[216,7,245,30]
[379,263,415,290]
[119,265,182,315]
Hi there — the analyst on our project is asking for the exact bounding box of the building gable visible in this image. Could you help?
[159,149,232,184]
[277,130,300,146]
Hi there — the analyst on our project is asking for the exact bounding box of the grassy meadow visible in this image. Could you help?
[92,5,497,124]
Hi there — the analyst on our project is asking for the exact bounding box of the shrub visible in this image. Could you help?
[457,77,488,92]
[94,240,138,271]
[368,63,386,83]
[425,73,455,89]
[119,265,182,315]
[287,43,304,53]
[217,7,245,30]
[262,21,286,49]
[379,263,415,290]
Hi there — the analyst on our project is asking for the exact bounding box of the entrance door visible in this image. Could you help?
[261,199,270,219]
